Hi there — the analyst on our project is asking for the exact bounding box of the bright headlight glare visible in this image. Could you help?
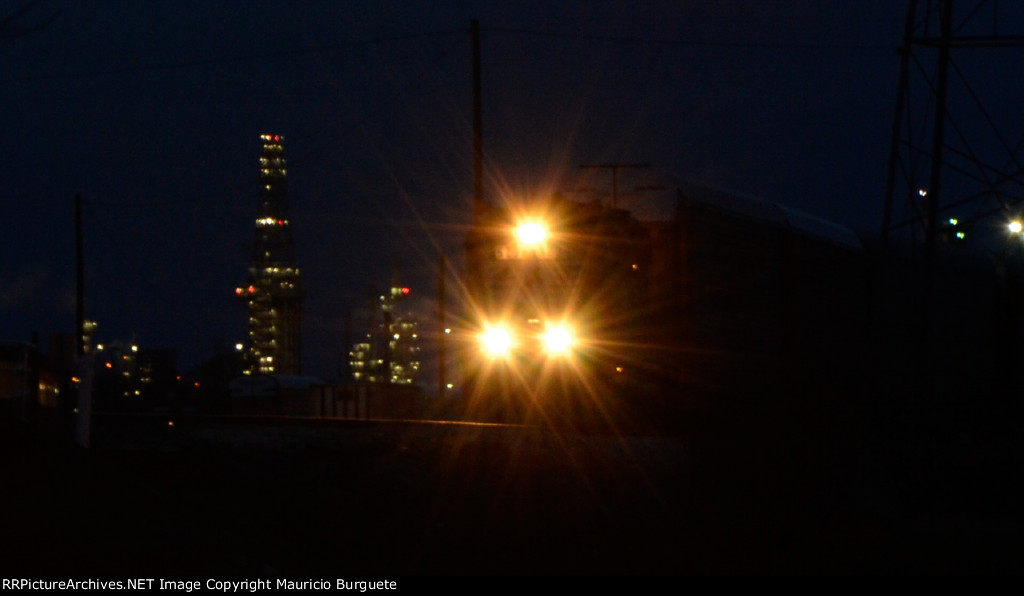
[543,325,573,355]
[516,222,547,246]
[480,326,513,356]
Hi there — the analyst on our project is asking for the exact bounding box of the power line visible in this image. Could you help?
[485,25,894,52]
[3,29,464,83]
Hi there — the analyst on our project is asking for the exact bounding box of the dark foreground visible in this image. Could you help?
[3,411,1024,576]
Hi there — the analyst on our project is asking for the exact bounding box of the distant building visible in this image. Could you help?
[349,283,421,385]
[349,340,375,383]
[81,320,98,354]
[94,339,140,400]
[137,348,178,400]
[0,341,59,416]
[236,134,304,375]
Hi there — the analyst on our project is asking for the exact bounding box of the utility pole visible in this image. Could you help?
[472,19,484,223]
[437,254,447,399]
[74,193,92,448]
[880,2,918,252]
[923,0,953,287]
[75,194,85,357]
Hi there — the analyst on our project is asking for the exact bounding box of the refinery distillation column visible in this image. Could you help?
[236,134,304,375]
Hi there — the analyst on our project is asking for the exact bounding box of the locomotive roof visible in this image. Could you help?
[684,183,863,251]
[609,176,864,252]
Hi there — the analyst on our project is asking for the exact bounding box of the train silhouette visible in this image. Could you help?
[457,180,1024,430]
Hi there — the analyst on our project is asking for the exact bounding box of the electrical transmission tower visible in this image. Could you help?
[882,0,1024,257]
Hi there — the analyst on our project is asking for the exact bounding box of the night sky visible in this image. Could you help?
[1,1,912,378]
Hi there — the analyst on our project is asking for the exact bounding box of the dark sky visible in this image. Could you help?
[0,1,915,377]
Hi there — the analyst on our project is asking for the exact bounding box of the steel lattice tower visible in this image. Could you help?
[236,134,304,375]
[882,0,1024,255]
[876,1,1024,406]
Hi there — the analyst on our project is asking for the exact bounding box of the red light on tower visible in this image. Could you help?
[401,287,410,295]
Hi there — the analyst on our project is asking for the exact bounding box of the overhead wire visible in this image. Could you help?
[2,29,465,83]
[484,25,894,52]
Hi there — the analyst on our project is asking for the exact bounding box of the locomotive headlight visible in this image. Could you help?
[515,221,548,246]
[480,325,514,357]
[542,324,574,356]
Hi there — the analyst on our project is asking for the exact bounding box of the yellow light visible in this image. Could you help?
[543,325,573,355]
[480,326,513,357]
[515,222,547,246]
[1010,221,1023,234]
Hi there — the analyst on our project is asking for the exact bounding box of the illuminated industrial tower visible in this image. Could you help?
[236,134,303,375]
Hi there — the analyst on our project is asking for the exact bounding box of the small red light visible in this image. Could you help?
[401,287,410,294]
[248,286,255,293]
[277,220,284,226]
[235,288,243,295]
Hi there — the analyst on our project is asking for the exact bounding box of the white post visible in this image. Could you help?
[75,354,94,448]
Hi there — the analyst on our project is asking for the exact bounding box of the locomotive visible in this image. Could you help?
[457,175,1024,431]
[459,194,670,426]
[457,181,873,428]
